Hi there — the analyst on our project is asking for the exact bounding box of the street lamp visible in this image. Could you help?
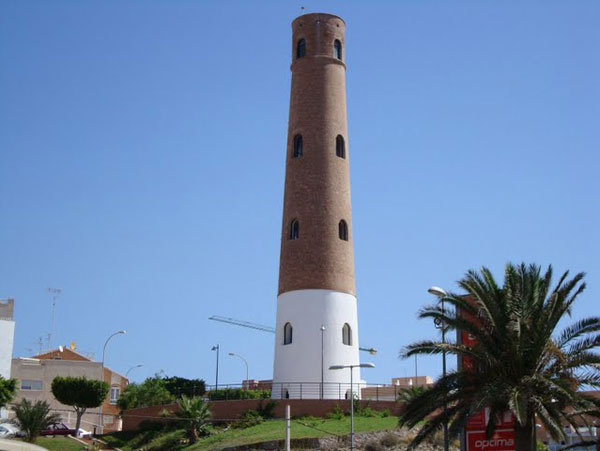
[211,345,220,391]
[228,352,249,387]
[99,330,126,434]
[320,325,326,399]
[428,286,449,451]
[125,364,143,379]
[329,362,375,451]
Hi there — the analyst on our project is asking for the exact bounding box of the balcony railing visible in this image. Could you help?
[206,382,408,402]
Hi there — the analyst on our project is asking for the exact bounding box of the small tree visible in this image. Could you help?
[117,375,173,410]
[12,399,61,442]
[51,376,109,435]
[0,376,17,408]
[166,395,210,443]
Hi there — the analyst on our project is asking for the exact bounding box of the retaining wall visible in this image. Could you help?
[121,399,402,431]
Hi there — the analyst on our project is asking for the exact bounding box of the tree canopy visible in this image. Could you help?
[117,374,174,410]
[51,376,109,434]
[0,376,17,408]
[117,374,206,410]
[400,263,600,451]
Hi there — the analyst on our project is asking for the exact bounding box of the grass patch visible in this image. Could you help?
[35,436,87,450]
[190,416,397,450]
[102,416,397,450]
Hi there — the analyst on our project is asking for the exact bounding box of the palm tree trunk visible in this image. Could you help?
[514,415,535,451]
[189,424,199,443]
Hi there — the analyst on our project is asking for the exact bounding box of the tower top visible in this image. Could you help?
[292,12,345,26]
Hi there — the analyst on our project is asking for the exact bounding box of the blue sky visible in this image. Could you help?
[1,0,598,386]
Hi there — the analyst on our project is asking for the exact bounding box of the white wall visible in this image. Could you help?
[272,289,362,399]
[0,320,15,379]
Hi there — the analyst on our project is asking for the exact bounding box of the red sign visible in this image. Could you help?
[459,299,516,451]
[467,429,516,451]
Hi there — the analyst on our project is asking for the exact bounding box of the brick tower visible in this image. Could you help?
[272,13,360,399]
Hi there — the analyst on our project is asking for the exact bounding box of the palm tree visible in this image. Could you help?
[400,263,600,451]
[397,385,428,404]
[12,398,61,443]
[174,395,211,443]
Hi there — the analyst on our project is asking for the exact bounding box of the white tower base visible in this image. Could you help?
[272,289,361,400]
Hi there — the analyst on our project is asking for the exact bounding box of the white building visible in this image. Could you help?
[0,299,15,380]
[0,298,15,420]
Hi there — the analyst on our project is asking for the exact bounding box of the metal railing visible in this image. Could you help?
[206,382,406,401]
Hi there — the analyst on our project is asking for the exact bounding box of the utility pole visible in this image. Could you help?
[47,288,62,350]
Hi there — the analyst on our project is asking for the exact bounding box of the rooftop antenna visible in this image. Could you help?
[47,288,62,350]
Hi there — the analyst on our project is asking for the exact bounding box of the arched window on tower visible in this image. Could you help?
[297,39,306,59]
[342,323,352,346]
[339,220,348,241]
[293,134,303,158]
[290,219,299,240]
[284,322,293,345]
[336,135,345,159]
[334,39,342,60]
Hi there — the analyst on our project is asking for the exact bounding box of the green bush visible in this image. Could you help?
[357,406,378,417]
[380,432,399,448]
[256,400,277,419]
[537,441,550,451]
[234,409,264,429]
[208,388,271,400]
[380,408,390,418]
[325,404,345,420]
[144,429,186,451]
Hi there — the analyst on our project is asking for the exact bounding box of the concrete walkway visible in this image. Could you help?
[0,439,48,451]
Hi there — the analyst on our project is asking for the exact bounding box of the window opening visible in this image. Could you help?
[284,322,293,345]
[290,220,299,240]
[336,135,346,159]
[293,134,303,158]
[334,40,342,60]
[297,39,306,58]
[339,220,348,241]
[342,323,352,345]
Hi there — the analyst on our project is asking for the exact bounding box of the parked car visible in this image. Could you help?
[40,423,91,438]
[0,423,22,438]
[40,422,74,436]
[0,424,15,438]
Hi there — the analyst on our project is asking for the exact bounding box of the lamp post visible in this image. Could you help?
[125,364,143,379]
[228,352,249,387]
[329,362,375,451]
[428,286,449,451]
[211,345,220,391]
[320,325,326,399]
[99,330,126,434]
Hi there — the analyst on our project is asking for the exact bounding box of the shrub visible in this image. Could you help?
[357,406,378,417]
[380,408,390,418]
[144,429,186,451]
[234,409,264,429]
[138,420,168,432]
[380,432,400,448]
[208,388,271,400]
[256,400,277,419]
[325,404,345,420]
[364,439,385,451]
[537,442,550,451]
